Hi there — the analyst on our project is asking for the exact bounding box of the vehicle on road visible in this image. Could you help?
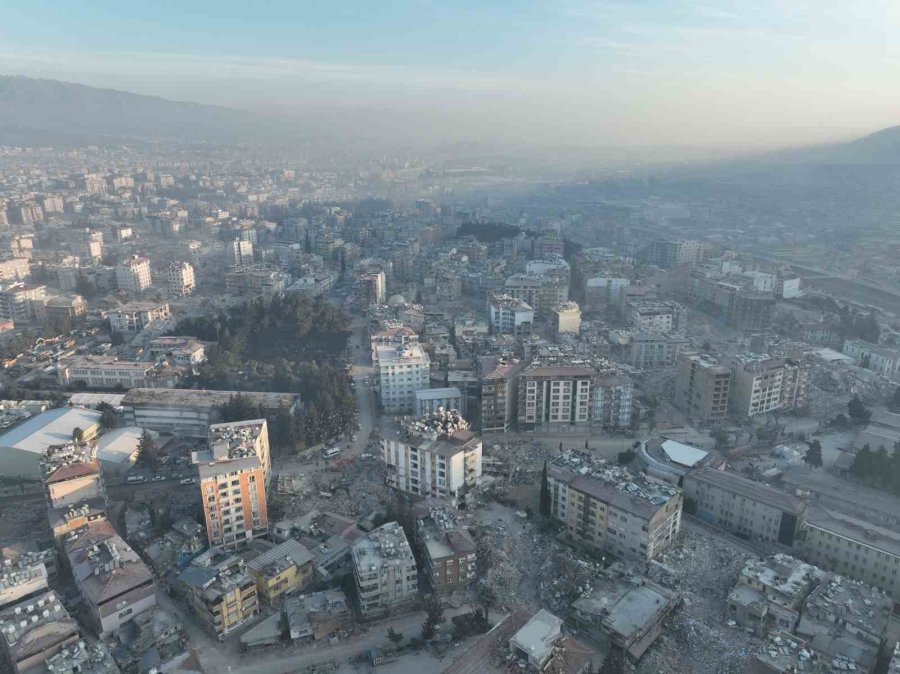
[126,475,147,484]
[153,475,166,481]
[179,478,196,485]
[323,447,342,459]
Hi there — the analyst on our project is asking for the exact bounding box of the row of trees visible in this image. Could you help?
[850,442,900,494]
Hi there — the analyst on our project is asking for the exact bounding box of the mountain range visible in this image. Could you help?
[0,74,898,165]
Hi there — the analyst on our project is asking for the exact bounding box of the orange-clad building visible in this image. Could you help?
[193,419,270,550]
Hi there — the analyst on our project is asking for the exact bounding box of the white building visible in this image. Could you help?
[842,339,900,378]
[227,239,255,267]
[488,294,534,336]
[414,387,466,416]
[553,301,582,335]
[517,365,594,432]
[626,300,684,333]
[116,255,152,293]
[381,409,482,506]
[166,261,196,296]
[108,302,170,334]
[57,356,155,389]
[376,344,430,414]
[585,277,630,311]
[351,522,418,616]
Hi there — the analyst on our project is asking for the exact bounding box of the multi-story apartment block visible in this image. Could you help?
[178,558,259,639]
[626,300,685,333]
[548,452,683,560]
[116,255,152,293]
[842,339,900,378]
[488,294,534,336]
[381,409,482,506]
[691,277,775,331]
[193,419,271,550]
[81,174,107,194]
[503,275,542,314]
[480,359,524,434]
[64,519,157,636]
[729,355,810,417]
[802,507,900,602]
[166,260,196,296]
[351,522,418,616]
[226,239,255,267]
[584,277,631,311]
[553,301,582,335]
[517,365,593,432]
[107,301,170,334]
[675,352,731,423]
[413,503,476,595]
[246,539,315,604]
[225,267,288,295]
[376,343,430,414]
[40,443,107,540]
[39,194,65,214]
[0,283,47,325]
[608,331,689,369]
[359,271,387,305]
[646,239,709,269]
[727,555,821,636]
[414,387,466,416]
[370,322,419,362]
[591,374,633,430]
[683,468,806,546]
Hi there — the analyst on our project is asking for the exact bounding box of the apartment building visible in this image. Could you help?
[802,507,900,602]
[413,504,476,595]
[675,352,731,424]
[108,301,170,334]
[691,277,775,330]
[729,355,811,417]
[683,468,806,546]
[370,322,419,361]
[0,258,30,282]
[375,343,430,414]
[488,294,534,336]
[646,239,709,269]
[285,590,352,641]
[178,558,259,639]
[608,331,689,369]
[246,539,315,604]
[548,452,683,561]
[0,591,79,674]
[479,359,523,433]
[351,522,418,616]
[226,239,255,267]
[40,443,108,540]
[64,519,157,636]
[517,365,593,432]
[626,300,684,333]
[225,267,288,295]
[358,271,386,305]
[0,563,48,612]
[727,555,820,636]
[591,375,633,430]
[0,283,47,325]
[121,388,299,438]
[381,409,482,506]
[584,277,630,311]
[116,255,152,293]
[166,260,196,296]
[414,387,466,416]
[193,419,271,550]
[553,301,582,335]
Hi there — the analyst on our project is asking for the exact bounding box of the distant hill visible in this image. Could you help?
[0,75,286,145]
[825,125,900,164]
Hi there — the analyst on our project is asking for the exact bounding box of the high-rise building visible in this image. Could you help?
[553,301,582,335]
[166,260,196,296]
[591,374,634,430]
[480,359,524,433]
[675,352,731,424]
[646,239,709,269]
[380,409,482,506]
[729,355,810,417]
[193,419,271,550]
[116,255,152,293]
[81,174,107,194]
[376,344,430,413]
[548,451,683,561]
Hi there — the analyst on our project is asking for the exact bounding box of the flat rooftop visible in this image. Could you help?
[351,522,415,571]
[0,407,101,455]
[687,468,804,514]
[806,507,900,559]
[122,388,298,409]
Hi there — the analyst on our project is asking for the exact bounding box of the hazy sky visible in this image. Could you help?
[1,0,899,151]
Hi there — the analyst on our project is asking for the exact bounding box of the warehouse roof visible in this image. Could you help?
[0,406,100,455]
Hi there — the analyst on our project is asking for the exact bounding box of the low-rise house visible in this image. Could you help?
[285,590,352,641]
[246,539,315,604]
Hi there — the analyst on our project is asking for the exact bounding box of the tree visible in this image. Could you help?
[135,430,158,471]
[421,596,444,641]
[539,461,551,519]
[386,627,403,647]
[71,427,84,443]
[804,439,823,469]
[848,395,872,423]
[584,439,590,450]
[97,402,118,430]
[889,386,900,413]
[617,449,636,465]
